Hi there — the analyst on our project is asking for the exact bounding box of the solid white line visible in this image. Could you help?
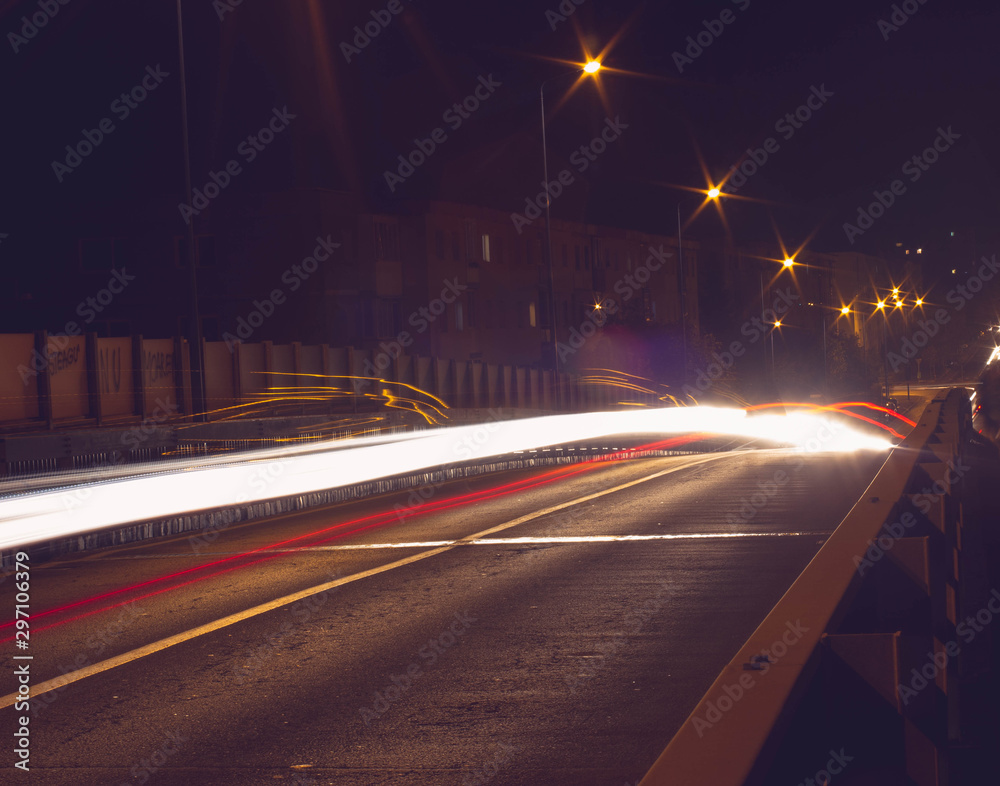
[191,532,826,552]
[0,453,727,708]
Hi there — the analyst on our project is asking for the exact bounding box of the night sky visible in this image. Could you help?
[3,0,999,287]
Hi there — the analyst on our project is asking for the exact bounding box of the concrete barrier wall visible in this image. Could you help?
[0,331,658,431]
[96,337,134,417]
[49,334,88,420]
[0,333,40,422]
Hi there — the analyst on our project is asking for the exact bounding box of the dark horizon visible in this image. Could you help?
[3,0,999,289]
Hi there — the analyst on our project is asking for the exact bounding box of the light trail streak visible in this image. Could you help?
[0,407,893,552]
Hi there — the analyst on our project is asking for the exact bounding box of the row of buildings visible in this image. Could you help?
[3,187,932,384]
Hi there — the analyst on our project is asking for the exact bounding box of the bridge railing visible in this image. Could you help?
[640,388,974,786]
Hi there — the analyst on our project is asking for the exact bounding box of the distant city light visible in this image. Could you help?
[583,60,601,73]
[841,306,851,315]
[782,258,794,267]
[707,187,721,199]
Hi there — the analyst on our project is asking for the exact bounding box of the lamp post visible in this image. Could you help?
[176,0,206,421]
[540,60,601,376]
[676,188,720,382]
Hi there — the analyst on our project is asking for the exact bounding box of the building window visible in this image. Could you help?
[452,232,461,261]
[455,302,464,332]
[467,294,477,328]
[197,235,216,267]
[481,234,491,262]
[574,246,581,270]
[374,221,399,261]
[529,302,537,328]
[464,220,477,260]
[435,230,445,260]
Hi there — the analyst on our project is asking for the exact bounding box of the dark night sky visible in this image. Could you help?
[3,0,999,285]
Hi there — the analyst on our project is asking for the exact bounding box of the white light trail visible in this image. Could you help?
[0,407,892,551]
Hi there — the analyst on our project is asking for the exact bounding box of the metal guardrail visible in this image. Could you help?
[640,388,974,786]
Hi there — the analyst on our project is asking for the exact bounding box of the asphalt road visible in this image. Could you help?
[1,447,887,785]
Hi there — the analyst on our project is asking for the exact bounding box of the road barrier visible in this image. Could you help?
[0,331,636,434]
[640,388,980,785]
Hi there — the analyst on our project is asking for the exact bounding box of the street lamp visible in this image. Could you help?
[541,60,601,375]
[677,188,721,381]
[176,0,206,421]
[783,257,795,268]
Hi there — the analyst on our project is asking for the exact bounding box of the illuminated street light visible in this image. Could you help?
[707,187,721,199]
[841,306,851,315]
[915,298,923,306]
[783,258,794,268]
[583,60,602,73]
[877,301,886,310]
[774,320,782,328]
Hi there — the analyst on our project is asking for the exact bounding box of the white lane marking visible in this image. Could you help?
[99,529,829,558]
[108,532,827,555]
[0,453,728,708]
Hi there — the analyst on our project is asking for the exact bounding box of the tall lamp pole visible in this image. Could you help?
[176,0,206,421]
[540,61,601,376]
